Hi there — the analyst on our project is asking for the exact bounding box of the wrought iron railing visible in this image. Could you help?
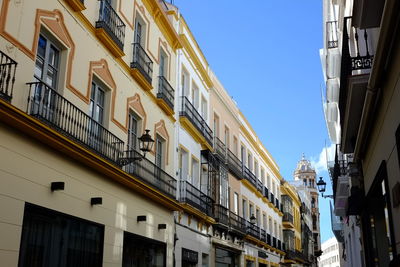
[326,21,338,48]
[283,212,294,224]
[229,210,246,233]
[256,179,263,194]
[278,239,282,250]
[95,0,125,50]
[157,76,174,110]
[27,81,124,164]
[264,186,269,200]
[270,193,275,205]
[214,136,226,161]
[180,180,212,216]
[121,150,176,198]
[267,233,271,245]
[214,204,229,225]
[0,50,17,101]
[227,149,242,179]
[180,96,213,146]
[272,237,277,248]
[260,229,266,242]
[131,43,153,83]
[275,198,280,210]
[246,221,260,239]
[243,166,257,188]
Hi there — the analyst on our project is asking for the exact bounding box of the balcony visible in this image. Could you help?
[243,166,262,194]
[27,81,124,164]
[131,43,153,90]
[267,233,271,246]
[179,96,213,149]
[213,137,226,162]
[179,180,212,216]
[227,149,242,179]
[95,0,125,57]
[0,50,17,102]
[156,76,174,115]
[270,193,275,205]
[213,204,229,225]
[260,229,266,242]
[272,237,277,248]
[277,240,282,250]
[339,17,374,153]
[246,221,260,239]
[275,198,280,210]
[228,210,247,233]
[121,150,177,198]
[283,212,294,228]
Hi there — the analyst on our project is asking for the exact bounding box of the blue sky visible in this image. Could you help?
[173,0,335,242]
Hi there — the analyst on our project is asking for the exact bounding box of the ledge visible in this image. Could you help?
[95,28,125,58]
[64,0,86,12]
[156,98,174,116]
[179,116,213,151]
[130,68,153,91]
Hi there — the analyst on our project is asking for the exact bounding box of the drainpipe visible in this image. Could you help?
[353,0,400,161]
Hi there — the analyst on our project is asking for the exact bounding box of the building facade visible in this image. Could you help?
[320,0,400,266]
[318,237,342,267]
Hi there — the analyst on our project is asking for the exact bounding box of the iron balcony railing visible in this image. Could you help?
[264,186,269,200]
[213,136,226,161]
[180,180,212,216]
[0,50,17,101]
[272,237,277,248]
[157,76,174,110]
[256,179,263,193]
[275,198,280,210]
[27,81,124,164]
[179,96,213,147]
[283,212,294,224]
[95,0,125,50]
[131,43,153,83]
[285,249,296,259]
[214,204,229,225]
[267,233,271,245]
[260,229,266,242]
[246,221,260,239]
[243,166,257,188]
[278,240,282,250]
[122,150,176,198]
[326,21,338,49]
[270,193,275,205]
[227,149,242,179]
[229,210,247,233]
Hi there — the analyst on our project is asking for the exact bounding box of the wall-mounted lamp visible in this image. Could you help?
[316,177,333,199]
[91,197,102,205]
[51,182,65,191]
[118,130,155,165]
[137,215,147,222]
[158,224,167,230]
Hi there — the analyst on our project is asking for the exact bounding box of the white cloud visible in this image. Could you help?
[310,144,336,174]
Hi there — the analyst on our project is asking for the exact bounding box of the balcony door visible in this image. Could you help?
[32,34,60,121]
[88,81,105,150]
[134,18,144,47]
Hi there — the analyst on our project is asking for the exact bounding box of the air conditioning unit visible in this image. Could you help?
[334,175,349,217]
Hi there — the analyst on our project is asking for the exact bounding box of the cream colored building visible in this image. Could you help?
[0,0,314,266]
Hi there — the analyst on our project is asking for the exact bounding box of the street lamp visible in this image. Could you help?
[316,177,334,199]
[118,129,155,166]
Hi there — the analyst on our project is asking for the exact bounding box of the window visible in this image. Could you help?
[134,16,146,47]
[242,199,247,218]
[201,96,208,121]
[215,247,239,266]
[213,114,220,138]
[249,203,254,219]
[191,157,200,187]
[123,232,166,267]
[267,175,271,190]
[233,136,238,155]
[241,145,246,165]
[254,160,259,177]
[312,215,317,230]
[256,209,260,226]
[191,82,199,109]
[269,217,272,234]
[272,181,276,195]
[89,81,105,125]
[247,153,252,170]
[263,214,267,230]
[303,179,307,186]
[19,203,104,267]
[179,148,189,181]
[181,68,189,97]
[155,135,165,169]
[35,34,60,89]
[159,50,168,77]
[224,126,230,149]
[127,113,140,151]
[202,253,209,267]
[182,248,198,267]
[233,193,239,214]
[200,166,208,194]
[261,168,265,184]
[274,221,277,237]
